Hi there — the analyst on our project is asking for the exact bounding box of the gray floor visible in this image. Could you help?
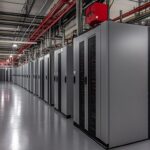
[0,83,149,150]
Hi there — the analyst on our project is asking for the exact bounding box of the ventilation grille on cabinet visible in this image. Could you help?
[88,36,96,136]
[79,41,85,129]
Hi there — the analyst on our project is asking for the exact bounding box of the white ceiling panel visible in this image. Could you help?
[0,0,25,13]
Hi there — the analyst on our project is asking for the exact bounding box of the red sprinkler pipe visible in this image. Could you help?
[113,2,150,21]
[11,0,76,63]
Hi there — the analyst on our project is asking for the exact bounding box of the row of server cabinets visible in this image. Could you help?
[11,21,149,149]
[12,45,74,119]
[73,21,149,149]
[54,45,73,118]
[0,68,12,82]
[12,53,54,105]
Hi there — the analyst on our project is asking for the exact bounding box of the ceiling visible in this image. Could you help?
[0,0,149,63]
[0,0,54,61]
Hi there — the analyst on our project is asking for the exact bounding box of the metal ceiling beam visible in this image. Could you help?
[0,33,28,38]
[14,0,76,58]
[0,30,31,34]
[0,11,44,20]
[26,0,36,15]
[0,50,17,53]
[0,19,39,26]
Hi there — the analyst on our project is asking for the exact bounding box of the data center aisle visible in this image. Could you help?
[0,82,149,150]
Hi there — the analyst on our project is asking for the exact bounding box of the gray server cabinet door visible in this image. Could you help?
[36,58,41,97]
[28,64,30,90]
[44,55,49,102]
[22,65,25,88]
[73,39,79,124]
[24,65,26,88]
[108,22,148,147]
[30,62,34,92]
[33,61,36,94]
[40,58,44,99]
[61,47,67,115]
[50,52,54,106]
[26,64,28,90]
[66,45,73,117]
[26,65,27,89]
[54,49,61,109]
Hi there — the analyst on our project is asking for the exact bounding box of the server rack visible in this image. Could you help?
[38,57,44,99]
[33,60,36,94]
[22,65,25,88]
[50,52,54,106]
[73,21,149,149]
[54,49,62,112]
[44,54,50,103]
[54,46,73,118]
[21,66,23,87]
[35,59,40,97]
[61,45,73,118]
[28,62,31,91]
[30,61,34,93]
[25,64,28,90]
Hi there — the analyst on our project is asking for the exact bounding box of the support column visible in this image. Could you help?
[106,0,110,20]
[76,0,83,35]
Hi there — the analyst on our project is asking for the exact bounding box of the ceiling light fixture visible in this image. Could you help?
[12,44,18,48]
[0,40,37,45]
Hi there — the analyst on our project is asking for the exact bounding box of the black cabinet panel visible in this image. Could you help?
[79,41,85,128]
[88,36,96,136]
[58,53,61,111]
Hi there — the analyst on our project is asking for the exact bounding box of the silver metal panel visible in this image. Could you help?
[61,47,67,114]
[61,45,73,117]
[54,49,62,109]
[28,63,30,90]
[36,58,42,97]
[66,45,73,116]
[33,61,36,94]
[108,22,148,147]
[30,61,34,93]
[26,64,28,90]
[73,37,79,124]
[99,22,109,144]
[84,34,88,130]
[23,66,24,87]
[38,57,44,98]
[44,54,49,102]
[50,52,54,105]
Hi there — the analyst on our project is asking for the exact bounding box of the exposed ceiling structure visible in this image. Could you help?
[0,0,149,65]
[0,0,54,61]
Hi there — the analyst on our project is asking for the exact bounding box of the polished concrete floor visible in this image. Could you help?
[0,82,149,150]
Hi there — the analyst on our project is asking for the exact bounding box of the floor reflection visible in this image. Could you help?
[0,82,149,150]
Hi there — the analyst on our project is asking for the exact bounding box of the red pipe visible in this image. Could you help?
[113,2,150,21]
[11,0,76,63]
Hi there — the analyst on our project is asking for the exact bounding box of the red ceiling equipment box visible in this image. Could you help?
[85,2,108,26]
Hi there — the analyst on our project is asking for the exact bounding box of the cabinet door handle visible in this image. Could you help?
[64,76,67,83]
[73,76,76,84]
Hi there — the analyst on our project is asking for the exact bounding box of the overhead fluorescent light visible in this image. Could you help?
[0,40,37,44]
[12,44,18,48]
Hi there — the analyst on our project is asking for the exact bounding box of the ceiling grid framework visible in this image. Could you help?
[0,0,149,66]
